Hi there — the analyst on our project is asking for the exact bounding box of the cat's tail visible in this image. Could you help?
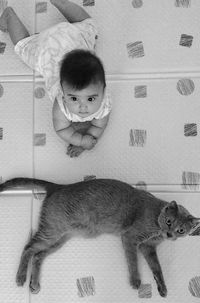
[0,178,58,196]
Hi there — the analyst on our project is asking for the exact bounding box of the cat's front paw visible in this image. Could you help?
[16,271,27,287]
[153,273,167,297]
[157,283,167,297]
[29,281,41,294]
[130,276,141,289]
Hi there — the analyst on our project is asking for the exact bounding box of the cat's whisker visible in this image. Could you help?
[138,231,162,244]
[189,223,200,235]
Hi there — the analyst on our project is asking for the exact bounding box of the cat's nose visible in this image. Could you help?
[167,232,173,238]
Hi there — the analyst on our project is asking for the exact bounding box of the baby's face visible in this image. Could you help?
[62,82,105,118]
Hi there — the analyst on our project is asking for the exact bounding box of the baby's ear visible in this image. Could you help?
[165,200,178,215]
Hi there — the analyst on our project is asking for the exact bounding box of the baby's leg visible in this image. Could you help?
[0,7,29,45]
[50,0,90,23]
[72,121,92,134]
[66,121,91,157]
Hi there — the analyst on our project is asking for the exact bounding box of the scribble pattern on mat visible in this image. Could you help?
[83,0,95,6]
[34,133,46,146]
[179,34,193,47]
[0,42,6,54]
[127,42,145,58]
[129,129,147,147]
[0,83,4,97]
[0,127,3,140]
[132,0,143,8]
[34,87,46,98]
[175,0,191,8]
[177,79,195,95]
[189,277,200,297]
[184,123,197,137]
[135,85,147,98]
[84,175,97,181]
[136,181,147,190]
[138,284,152,298]
[182,171,200,190]
[36,2,48,13]
[77,276,95,297]
[0,0,7,14]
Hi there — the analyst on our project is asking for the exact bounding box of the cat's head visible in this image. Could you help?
[158,201,200,240]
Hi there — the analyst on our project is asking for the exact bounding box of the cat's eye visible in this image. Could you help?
[165,219,171,227]
[177,228,185,234]
[70,96,78,102]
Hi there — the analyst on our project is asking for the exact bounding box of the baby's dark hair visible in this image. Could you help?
[60,49,106,90]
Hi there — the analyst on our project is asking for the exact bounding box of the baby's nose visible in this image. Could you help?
[79,101,87,110]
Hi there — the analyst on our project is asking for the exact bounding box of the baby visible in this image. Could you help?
[0,0,111,157]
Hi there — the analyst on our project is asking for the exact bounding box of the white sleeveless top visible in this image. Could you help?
[15,18,112,121]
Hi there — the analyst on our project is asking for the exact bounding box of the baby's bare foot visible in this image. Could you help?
[0,3,9,32]
[67,144,84,158]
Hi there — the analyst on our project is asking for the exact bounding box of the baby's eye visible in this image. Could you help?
[70,96,77,102]
[88,97,95,102]
[166,219,172,227]
[177,228,185,234]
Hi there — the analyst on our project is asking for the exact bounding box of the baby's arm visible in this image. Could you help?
[86,115,110,140]
[52,99,96,149]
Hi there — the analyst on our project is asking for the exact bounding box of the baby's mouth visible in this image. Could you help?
[79,112,89,115]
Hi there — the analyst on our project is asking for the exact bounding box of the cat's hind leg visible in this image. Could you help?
[16,235,46,287]
[29,250,46,294]
[29,234,70,294]
[16,230,65,289]
[139,243,167,297]
[121,234,141,290]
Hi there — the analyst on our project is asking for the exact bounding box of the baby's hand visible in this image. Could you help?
[81,135,97,150]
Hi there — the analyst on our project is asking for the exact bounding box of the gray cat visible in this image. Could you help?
[0,177,199,297]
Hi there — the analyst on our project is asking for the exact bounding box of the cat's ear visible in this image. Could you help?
[188,216,200,235]
[188,216,200,225]
[165,201,178,215]
[170,200,178,208]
